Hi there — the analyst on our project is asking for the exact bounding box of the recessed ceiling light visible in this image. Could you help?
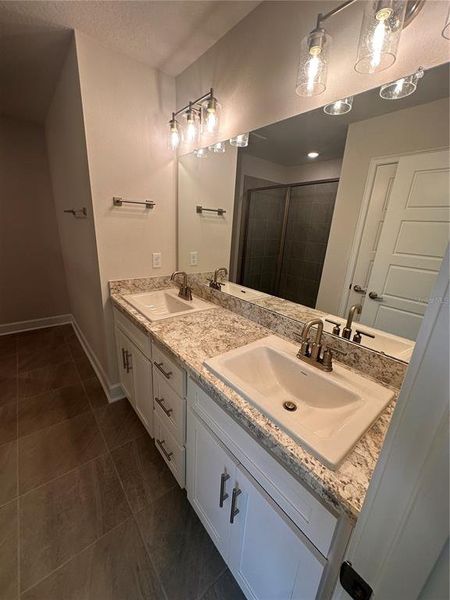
[308,151,319,159]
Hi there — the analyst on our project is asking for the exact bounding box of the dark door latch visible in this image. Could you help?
[340,561,373,600]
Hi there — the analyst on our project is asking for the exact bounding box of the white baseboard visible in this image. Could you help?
[0,314,72,336]
[71,318,125,404]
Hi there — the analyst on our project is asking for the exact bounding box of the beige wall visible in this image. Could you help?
[45,37,108,378]
[0,116,69,325]
[317,97,450,315]
[178,146,238,273]
[74,32,177,382]
[176,1,449,152]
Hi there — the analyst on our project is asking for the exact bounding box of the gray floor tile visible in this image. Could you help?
[18,342,72,373]
[20,454,131,592]
[0,401,17,445]
[112,435,177,513]
[0,500,18,600]
[0,441,17,507]
[0,334,17,360]
[18,383,90,438]
[0,354,17,407]
[136,487,226,600]
[73,353,97,380]
[201,570,245,600]
[19,361,79,398]
[19,411,107,493]
[95,398,147,450]
[83,376,109,409]
[22,518,165,600]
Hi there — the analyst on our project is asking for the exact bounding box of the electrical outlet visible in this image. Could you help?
[190,251,198,266]
[152,252,162,268]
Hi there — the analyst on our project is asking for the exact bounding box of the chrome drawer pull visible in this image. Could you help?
[155,396,173,417]
[219,472,230,508]
[156,439,173,462]
[121,348,127,369]
[154,361,173,379]
[230,487,241,523]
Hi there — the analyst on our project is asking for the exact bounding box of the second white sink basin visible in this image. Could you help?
[124,288,215,322]
[204,335,394,469]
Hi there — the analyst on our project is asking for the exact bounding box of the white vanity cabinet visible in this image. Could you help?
[113,308,154,437]
[187,378,349,600]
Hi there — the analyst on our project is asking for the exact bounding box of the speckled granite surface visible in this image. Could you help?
[111,289,398,522]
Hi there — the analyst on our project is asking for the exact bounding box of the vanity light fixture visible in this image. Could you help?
[379,67,424,99]
[308,151,320,159]
[230,133,249,147]
[323,96,353,115]
[209,141,226,153]
[167,88,220,151]
[168,113,181,151]
[295,0,425,96]
[194,148,208,158]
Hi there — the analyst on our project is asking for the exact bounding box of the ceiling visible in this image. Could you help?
[242,63,450,167]
[0,0,261,123]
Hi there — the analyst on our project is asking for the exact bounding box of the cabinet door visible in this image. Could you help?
[187,409,237,561]
[115,327,134,403]
[131,344,153,437]
[229,465,325,600]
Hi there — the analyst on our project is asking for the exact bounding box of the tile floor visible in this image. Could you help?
[0,324,244,600]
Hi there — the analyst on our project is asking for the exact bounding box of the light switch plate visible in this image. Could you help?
[152,252,162,268]
[190,251,198,266]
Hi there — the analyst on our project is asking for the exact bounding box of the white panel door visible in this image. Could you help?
[186,409,237,561]
[115,327,134,403]
[229,464,325,600]
[131,344,153,437]
[345,162,398,314]
[361,149,450,339]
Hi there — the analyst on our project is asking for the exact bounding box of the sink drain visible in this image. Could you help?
[283,401,297,412]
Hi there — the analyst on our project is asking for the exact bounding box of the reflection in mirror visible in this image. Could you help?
[178,63,450,362]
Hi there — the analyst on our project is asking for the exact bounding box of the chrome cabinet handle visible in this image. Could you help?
[156,439,173,462]
[121,348,127,369]
[230,487,242,523]
[368,291,383,301]
[154,361,172,379]
[353,284,367,295]
[155,396,173,417]
[219,472,230,507]
[125,351,132,372]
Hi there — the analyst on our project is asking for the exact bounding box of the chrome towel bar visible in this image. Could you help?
[113,196,155,209]
[196,205,226,216]
[64,208,87,218]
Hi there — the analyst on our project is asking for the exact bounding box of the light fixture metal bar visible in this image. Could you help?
[317,0,358,27]
[172,88,214,119]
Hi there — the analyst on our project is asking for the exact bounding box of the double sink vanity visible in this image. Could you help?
[110,273,400,600]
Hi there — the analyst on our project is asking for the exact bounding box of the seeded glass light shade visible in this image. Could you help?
[185,108,199,145]
[210,141,226,153]
[202,96,221,135]
[230,133,249,147]
[379,68,424,99]
[167,116,181,150]
[443,6,450,39]
[355,0,407,74]
[296,28,331,97]
[324,96,353,115]
[194,148,208,158]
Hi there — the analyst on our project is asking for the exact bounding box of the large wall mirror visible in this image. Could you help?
[178,63,450,362]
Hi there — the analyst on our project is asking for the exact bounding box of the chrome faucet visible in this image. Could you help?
[170,271,193,301]
[296,318,333,372]
[342,304,362,339]
[209,267,228,290]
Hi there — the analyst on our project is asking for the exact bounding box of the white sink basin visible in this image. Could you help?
[204,335,394,470]
[123,288,215,322]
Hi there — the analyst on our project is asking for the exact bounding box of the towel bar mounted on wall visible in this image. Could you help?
[64,208,87,218]
[196,205,226,216]
[113,196,155,209]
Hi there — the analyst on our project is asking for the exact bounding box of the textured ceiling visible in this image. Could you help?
[242,63,450,167]
[0,0,261,122]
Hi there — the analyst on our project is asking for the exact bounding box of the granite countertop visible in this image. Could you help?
[111,291,396,522]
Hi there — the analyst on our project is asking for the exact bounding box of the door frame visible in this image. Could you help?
[338,146,449,316]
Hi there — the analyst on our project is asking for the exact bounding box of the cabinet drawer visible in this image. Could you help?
[113,307,151,359]
[153,370,186,445]
[154,413,185,488]
[152,343,186,398]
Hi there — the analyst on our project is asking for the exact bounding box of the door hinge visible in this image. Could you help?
[340,561,373,600]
